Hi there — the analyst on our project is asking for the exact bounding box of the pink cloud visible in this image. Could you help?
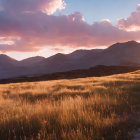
[0,2,140,52]
[0,0,66,14]
[51,48,66,53]
[118,5,140,31]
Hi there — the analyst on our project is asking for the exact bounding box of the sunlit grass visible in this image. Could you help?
[0,71,140,140]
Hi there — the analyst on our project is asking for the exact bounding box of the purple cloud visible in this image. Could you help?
[0,0,66,14]
[0,1,140,52]
[118,5,140,31]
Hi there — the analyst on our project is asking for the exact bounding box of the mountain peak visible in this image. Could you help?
[108,40,140,50]
[19,56,45,66]
[126,40,138,43]
[0,54,10,58]
[0,54,18,66]
[46,53,66,61]
[21,56,45,61]
[124,40,139,46]
[0,54,17,61]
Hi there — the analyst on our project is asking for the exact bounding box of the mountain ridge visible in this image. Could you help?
[0,40,140,79]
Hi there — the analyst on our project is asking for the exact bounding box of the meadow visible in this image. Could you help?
[0,71,140,140]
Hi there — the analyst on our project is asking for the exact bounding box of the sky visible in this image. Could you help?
[0,0,140,60]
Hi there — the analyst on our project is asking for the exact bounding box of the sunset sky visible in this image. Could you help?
[0,0,140,60]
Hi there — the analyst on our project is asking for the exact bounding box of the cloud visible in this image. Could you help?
[118,5,140,31]
[51,48,66,53]
[0,2,140,53]
[0,0,66,14]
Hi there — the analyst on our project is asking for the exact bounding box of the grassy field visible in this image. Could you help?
[0,71,140,140]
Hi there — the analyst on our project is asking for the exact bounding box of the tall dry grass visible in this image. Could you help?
[0,71,140,140]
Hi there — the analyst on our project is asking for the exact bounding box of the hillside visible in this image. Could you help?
[0,65,139,84]
[0,70,140,140]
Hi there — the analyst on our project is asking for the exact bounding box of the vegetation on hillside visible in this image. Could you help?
[0,71,140,140]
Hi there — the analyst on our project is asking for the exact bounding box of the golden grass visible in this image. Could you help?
[0,71,140,140]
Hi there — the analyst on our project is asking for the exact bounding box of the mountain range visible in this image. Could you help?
[0,40,140,79]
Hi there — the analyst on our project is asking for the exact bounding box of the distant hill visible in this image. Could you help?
[0,54,18,76]
[0,40,140,79]
[20,56,45,66]
[67,49,103,59]
[0,54,18,66]
[99,41,140,66]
